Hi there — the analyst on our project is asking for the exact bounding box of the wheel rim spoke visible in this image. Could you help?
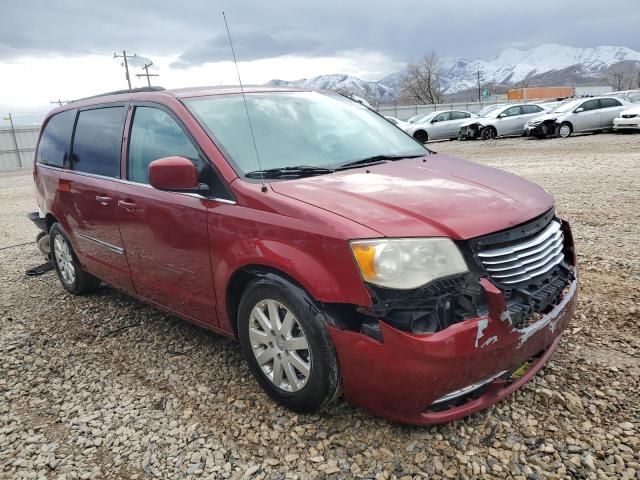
[54,235,75,285]
[249,298,311,393]
[288,352,310,377]
[284,336,308,352]
[249,328,270,347]
[272,355,284,387]
[255,347,275,366]
[253,307,272,332]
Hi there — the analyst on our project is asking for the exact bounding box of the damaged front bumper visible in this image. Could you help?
[328,272,577,425]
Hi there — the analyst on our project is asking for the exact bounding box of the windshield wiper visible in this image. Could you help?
[336,154,425,171]
[245,165,335,179]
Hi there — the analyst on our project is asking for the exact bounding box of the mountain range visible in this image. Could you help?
[266,44,640,101]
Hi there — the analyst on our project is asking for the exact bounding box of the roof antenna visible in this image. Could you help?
[222,11,267,193]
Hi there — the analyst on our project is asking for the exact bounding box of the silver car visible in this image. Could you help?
[459,103,548,140]
[402,110,477,143]
[524,96,630,138]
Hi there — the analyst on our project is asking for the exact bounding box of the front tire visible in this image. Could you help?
[481,126,497,140]
[556,122,573,138]
[413,130,428,143]
[237,276,340,412]
[50,223,101,295]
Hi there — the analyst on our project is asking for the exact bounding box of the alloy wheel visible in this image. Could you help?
[559,124,571,138]
[248,299,311,392]
[53,235,76,286]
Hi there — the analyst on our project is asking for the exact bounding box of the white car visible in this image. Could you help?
[613,105,640,132]
[459,103,548,140]
[384,116,410,129]
[402,110,477,143]
[524,96,630,138]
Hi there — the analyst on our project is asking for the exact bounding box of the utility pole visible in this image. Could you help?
[476,70,482,102]
[612,72,624,91]
[113,50,137,89]
[135,61,159,87]
[3,113,22,168]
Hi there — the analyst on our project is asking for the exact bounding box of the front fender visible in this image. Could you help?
[213,237,372,333]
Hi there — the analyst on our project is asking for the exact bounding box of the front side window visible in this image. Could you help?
[71,107,125,178]
[37,109,76,167]
[579,100,599,111]
[128,107,200,184]
[503,106,522,117]
[184,92,426,177]
[433,112,451,122]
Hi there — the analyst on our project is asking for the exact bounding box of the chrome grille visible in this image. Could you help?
[478,220,565,285]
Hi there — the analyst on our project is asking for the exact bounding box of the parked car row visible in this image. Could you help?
[387,93,639,143]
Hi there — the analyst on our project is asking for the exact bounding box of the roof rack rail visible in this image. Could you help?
[71,86,165,103]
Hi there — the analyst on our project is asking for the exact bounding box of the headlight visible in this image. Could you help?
[350,238,468,289]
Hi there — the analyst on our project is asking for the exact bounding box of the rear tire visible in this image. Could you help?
[480,126,497,140]
[556,122,573,138]
[50,223,101,295]
[237,275,340,413]
[413,130,428,143]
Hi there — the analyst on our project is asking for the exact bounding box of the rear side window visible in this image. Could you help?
[599,98,622,108]
[450,111,469,120]
[37,110,76,167]
[521,105,544,114]
[71,107,126,178]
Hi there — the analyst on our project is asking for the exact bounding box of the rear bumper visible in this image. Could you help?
[329,273,577,425]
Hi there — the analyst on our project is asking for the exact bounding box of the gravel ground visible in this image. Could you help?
[1,133,639,480]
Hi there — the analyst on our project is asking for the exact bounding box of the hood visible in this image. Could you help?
[528,113,559,123]
[271,154,554,240]
[621,105,640,115]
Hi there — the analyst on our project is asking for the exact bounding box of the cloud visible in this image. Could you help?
[1,0,639,69]
[171,30,323,69]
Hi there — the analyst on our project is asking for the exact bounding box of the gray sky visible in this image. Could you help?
[1,0,639,113]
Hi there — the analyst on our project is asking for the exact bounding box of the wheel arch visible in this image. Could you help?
[226,264,316,337]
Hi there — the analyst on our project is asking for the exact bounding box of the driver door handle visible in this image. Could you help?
[95,195,112,206]
[117,200,137,212]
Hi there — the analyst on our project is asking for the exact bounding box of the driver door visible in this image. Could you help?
[573,99,600,131]
[428,112,452,139]
[497,106,524,135]
[118,104,218,324]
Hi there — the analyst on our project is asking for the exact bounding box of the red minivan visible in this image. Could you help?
[30,86,577,425]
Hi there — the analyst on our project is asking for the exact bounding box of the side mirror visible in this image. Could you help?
[575,107,584,113]
[498,113,506,118]
[149,156,208,194]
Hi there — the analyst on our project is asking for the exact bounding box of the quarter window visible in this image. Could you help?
[37,110,76,168]
[128,107,200,184]
[71,107,126,178]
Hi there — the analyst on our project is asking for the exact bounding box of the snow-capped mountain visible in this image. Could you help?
[265,74,395,101]
[266,45,640,100]
[438,44,640,93]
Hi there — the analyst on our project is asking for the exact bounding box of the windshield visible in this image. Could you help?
[185,92,427,177]
[552,99,582,113]
[476,104,504,117]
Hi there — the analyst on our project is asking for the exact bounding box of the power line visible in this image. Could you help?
[135,61,159,87]
[113,50,137,89]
